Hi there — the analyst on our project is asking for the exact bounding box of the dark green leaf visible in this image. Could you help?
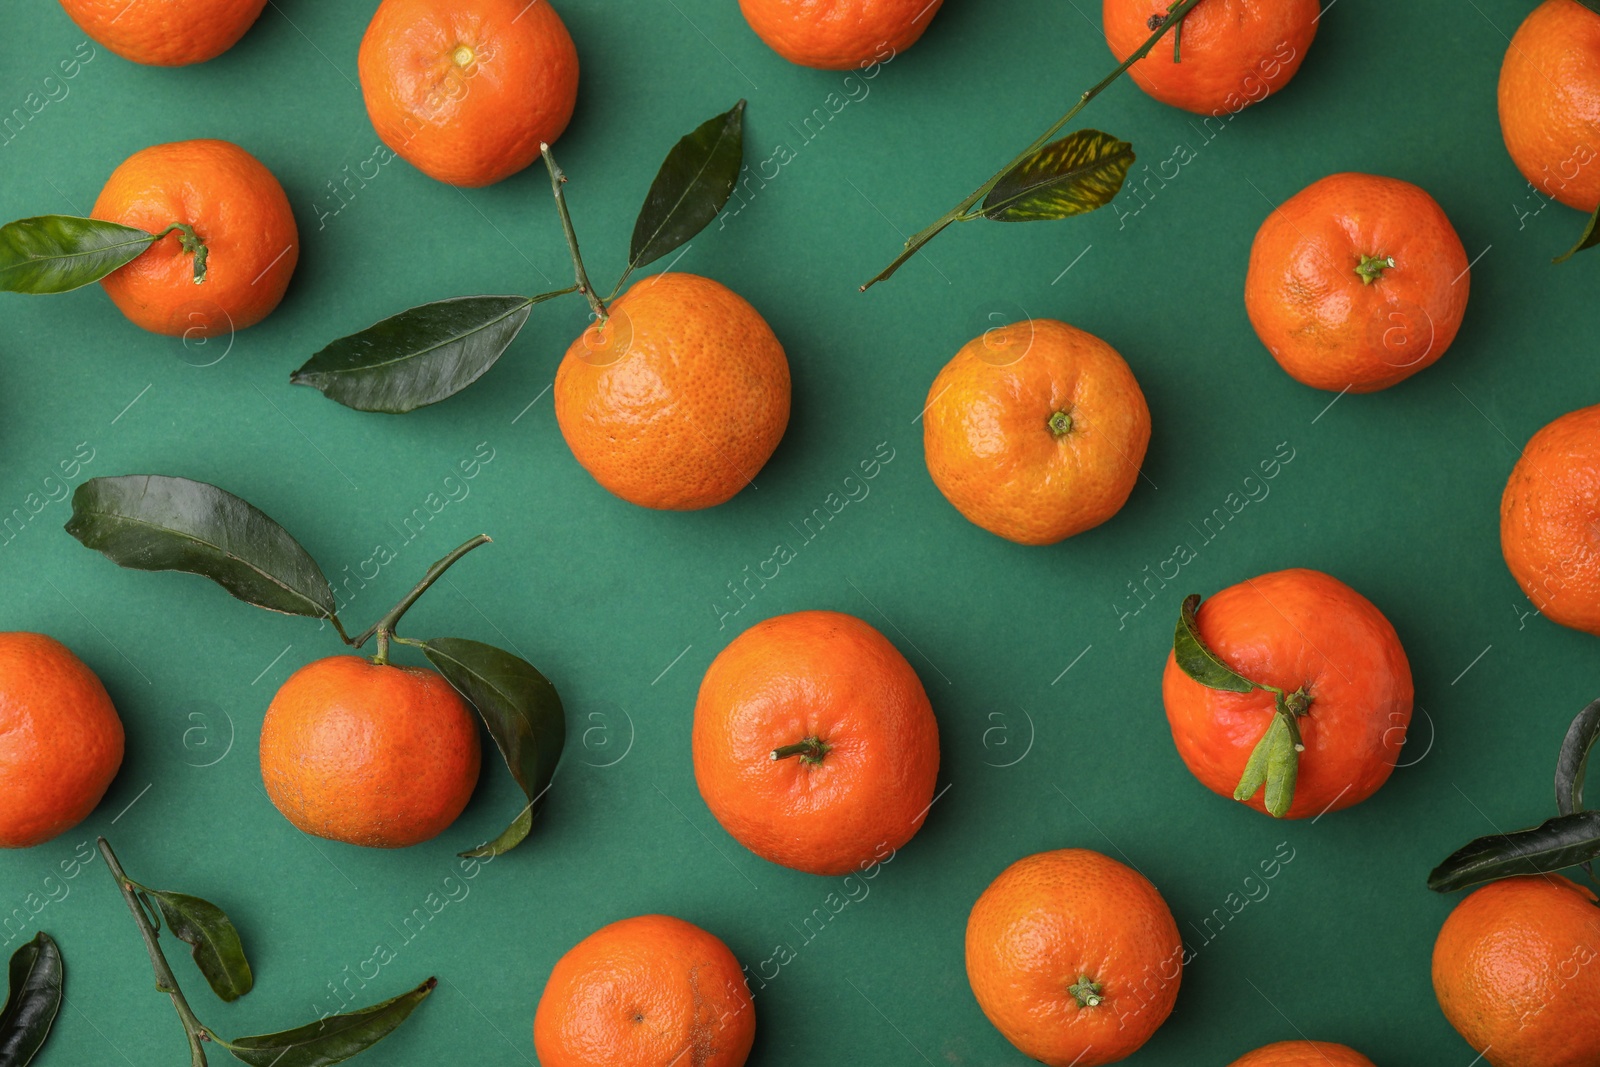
[65,475,336,619]
[1576,0,1600,18]
[981,129,1135,222]
[148,890,252,1003]
[219,977,434,1067]
[627,101,746,273]
[0,933,62,1067]
[291,295,550,414]
[1554,199,1600,263]
[423,638,566,858]
[1174,594,1260,694]
[1557,698,1600,816]
[0,215,156,294]
[1428,810,1600,892]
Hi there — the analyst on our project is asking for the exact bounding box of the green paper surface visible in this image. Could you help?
[0,1,1589,1063]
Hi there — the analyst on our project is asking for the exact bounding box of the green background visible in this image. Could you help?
[0,0,1589,1063]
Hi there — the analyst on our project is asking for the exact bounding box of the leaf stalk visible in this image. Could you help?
[541,144,607,322]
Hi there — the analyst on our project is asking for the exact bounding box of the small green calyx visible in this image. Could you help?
[1048,411,1074,437]
[1355,253,1394,286]
[1069,974,1103,1008]
[772,737,831,766]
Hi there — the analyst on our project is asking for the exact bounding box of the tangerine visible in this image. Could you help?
[259,655,480,848]
[1501,403,1600,637]
[1162,568,1413,819]
[58,0,268,66]
[359,0,579,187]
[1245,172,1469,393]
[1228,1041,1377,1066]
[91,139,298,337]
[1498,0,1600,213]
[534,914,755,1067]
[692,610,939,876]
[1433,875,1600,1067]
[0,633,124,849]
[922,318,1151,546]
[1102,0,1319,115]
[555,273,790,511]
[738,0,943,70]
[965,848,1182,1067]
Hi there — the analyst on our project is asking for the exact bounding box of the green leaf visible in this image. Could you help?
[147,890,253,1003]
[627,101,746,274]
[1557,698,1600,816]
[1428,810,1600,892]
[423,638,566,858]
[1233,717,1275,805]
[0,215,157,294]
[1554,199,1600,263]
[219,977,435,1067]
[291,295,554,414]
[0,933,62,1067]
[980,129,1135,222]
[65,475,337,619]
[1173,594,1260,694]
[1262,716,1300,819]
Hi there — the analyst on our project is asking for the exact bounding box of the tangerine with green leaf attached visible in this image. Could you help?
[59,0,268,65]
[91,139,298,337]
[1501,403,1600,637]
[534,914,755,1067]
[1245,172,1469,393]
[1433,874,1600,1067]
[922,319,1151,546]
[0,633,124,849]
[359,0,579,187]
[692,610,939,875]
[555,273,790,511]
[1228,1042,1376,1067]
[1498,0,1600,213]
[738,0,942,70]
[260,656,481,849]
[965,848,1182,1067]
[1163,568,1412,819]
[1102,0,1319,115]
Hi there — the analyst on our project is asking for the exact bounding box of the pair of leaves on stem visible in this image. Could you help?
[0,933,63,1067]
[1428,698,1600,892]
[1173,594,1306,819]
[104,840,431,1067]
[291,100,748,415]
[0,215,206,293]
[64,475,565,857]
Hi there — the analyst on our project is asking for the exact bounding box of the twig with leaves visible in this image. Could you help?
[98,838,432,1067]
[860,0,1203,290]
[291,100,749,414]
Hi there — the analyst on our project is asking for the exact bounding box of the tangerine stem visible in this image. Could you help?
[152,222,208,285]
[99,838,213,1067]
[1355,253,1394,285]
[1068,974,1104,1008]
[772,737,831,765]
[540,144,607,323]
[357,534,492,663]
[860,0,1207,290]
